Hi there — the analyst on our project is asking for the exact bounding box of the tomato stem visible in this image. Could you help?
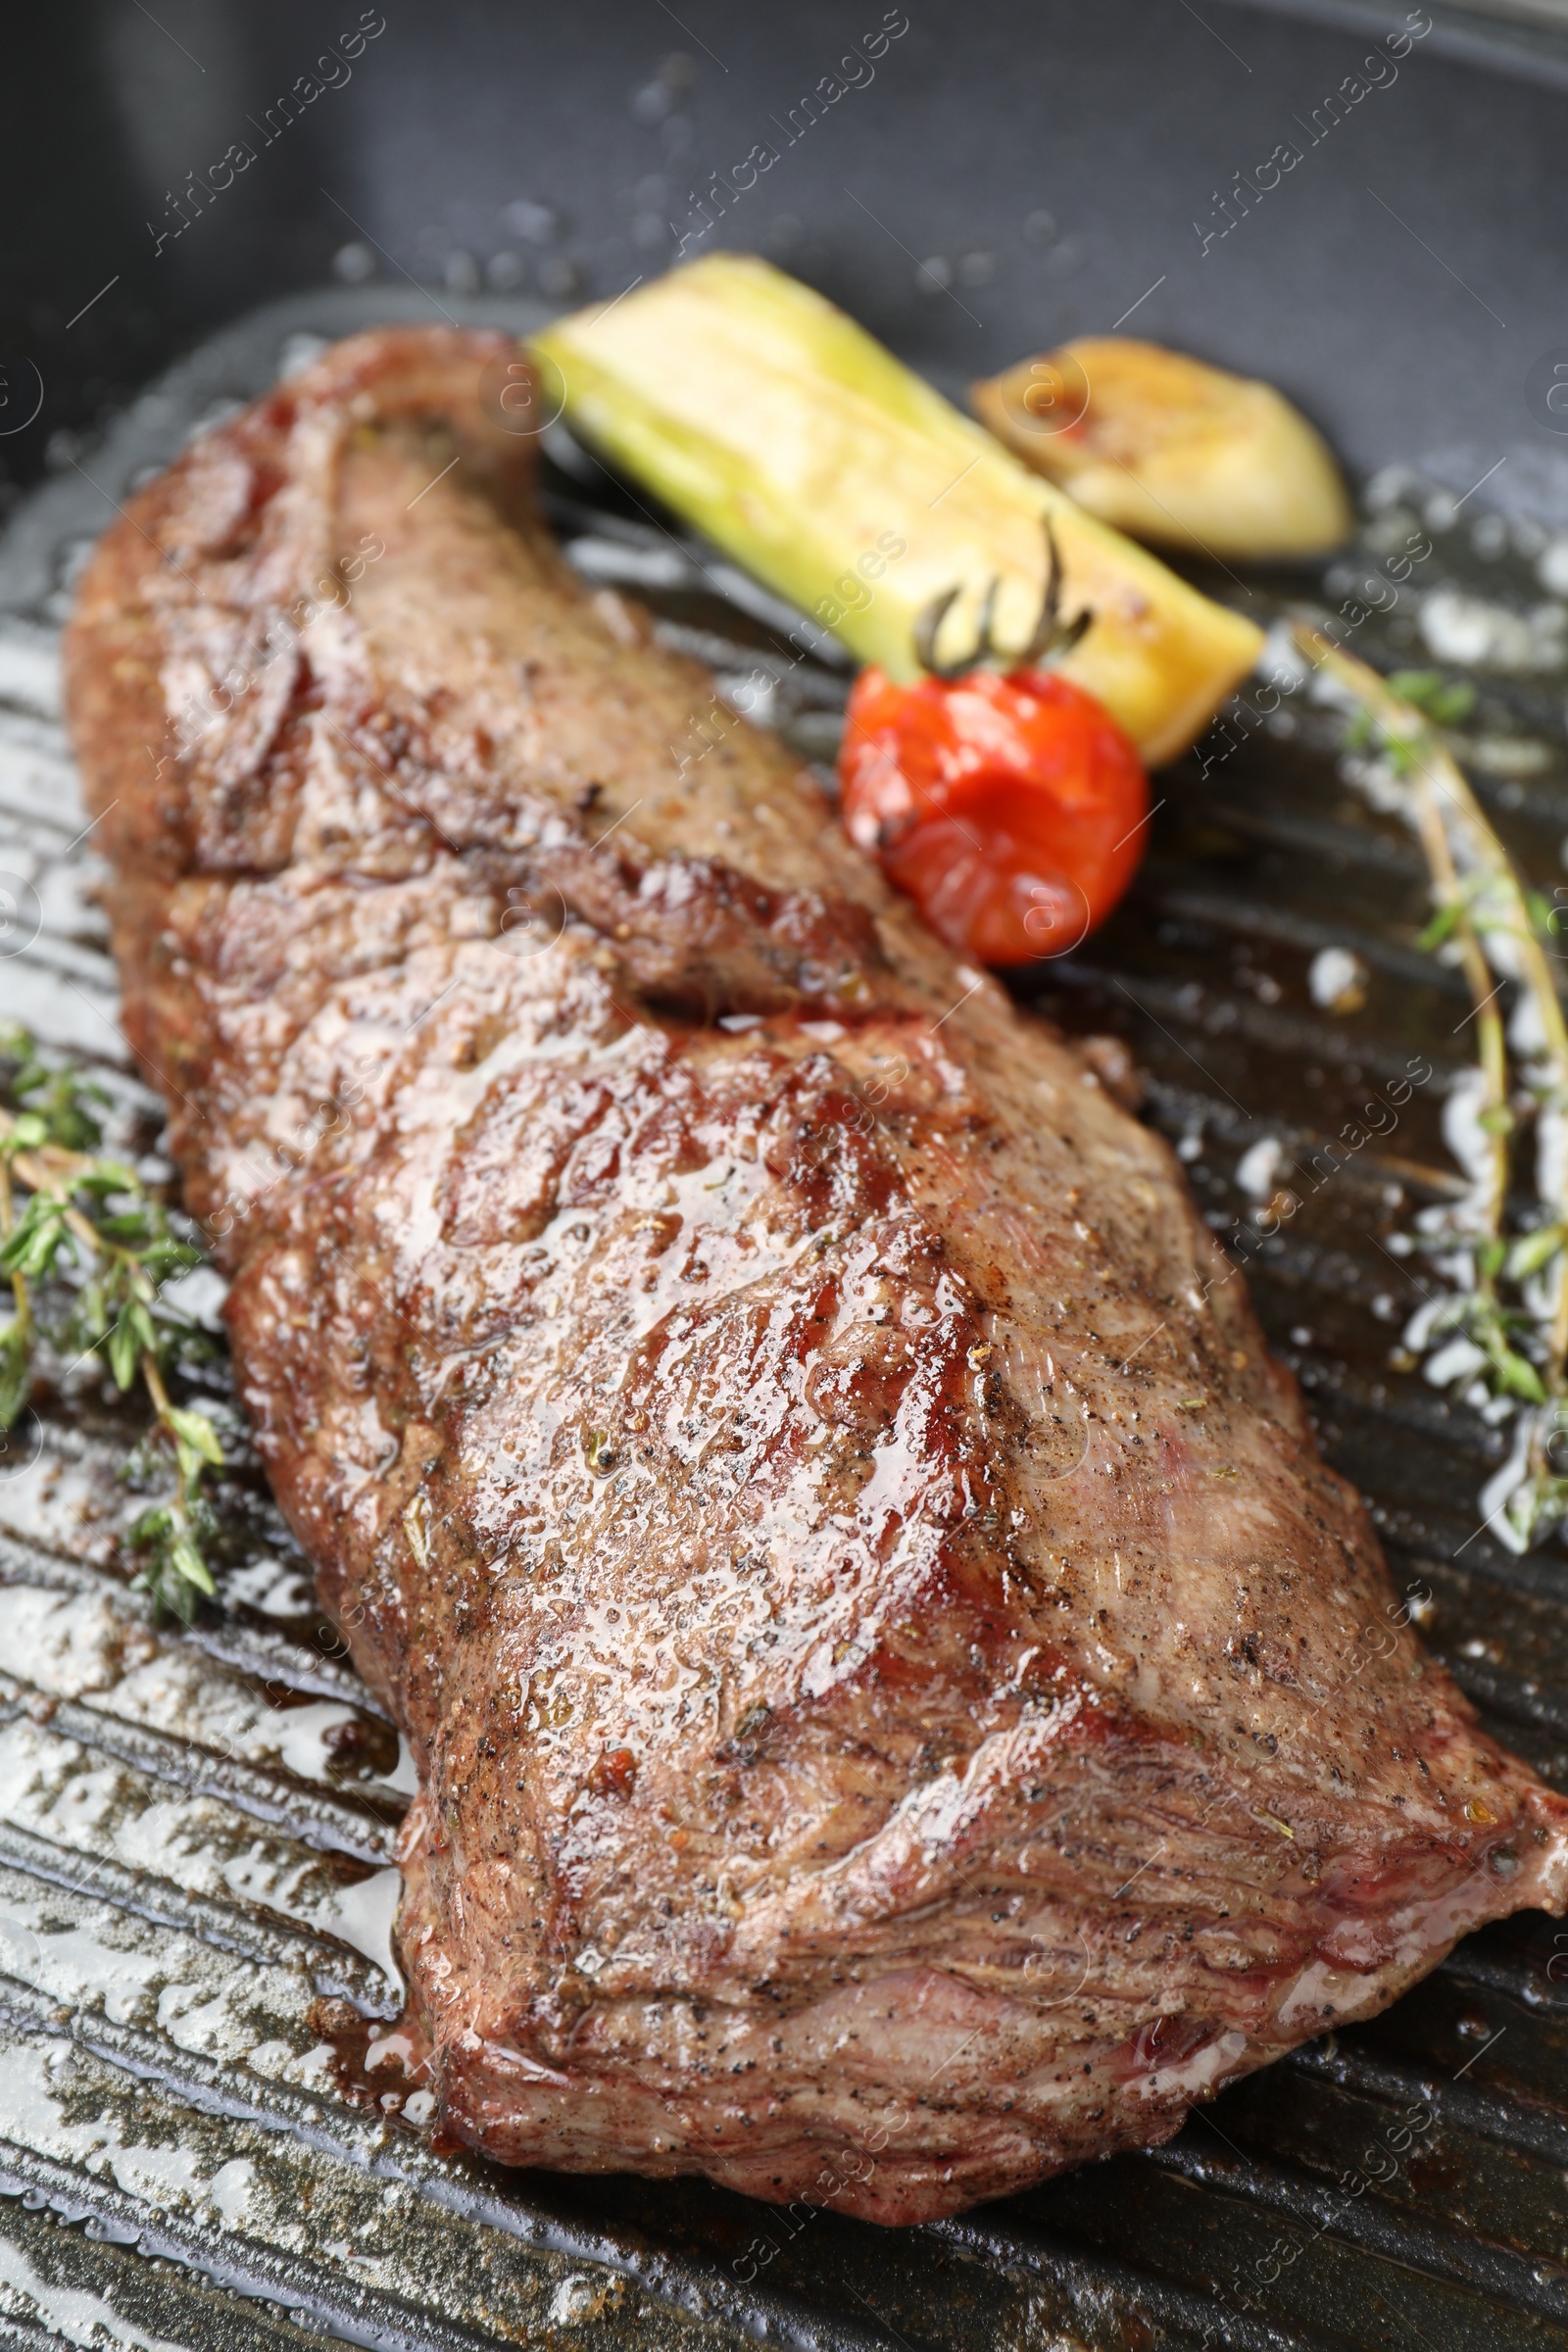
[912,514,1095,680]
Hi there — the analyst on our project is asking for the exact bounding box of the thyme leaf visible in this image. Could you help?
[1384,668,1478,726]
[0,1028,223,1620]
[1295,623,1568,1552]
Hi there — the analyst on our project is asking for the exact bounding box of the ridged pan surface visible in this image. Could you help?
[0,289,1564,2352]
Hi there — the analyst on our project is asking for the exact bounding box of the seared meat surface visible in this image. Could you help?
[66,327,1568,2223]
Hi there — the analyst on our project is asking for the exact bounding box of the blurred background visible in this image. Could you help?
[6,0,1568,522]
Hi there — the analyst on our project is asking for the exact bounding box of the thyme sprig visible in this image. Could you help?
[0,1026,223,1619]
[1293,625,1568,1549]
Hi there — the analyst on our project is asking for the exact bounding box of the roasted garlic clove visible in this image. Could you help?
[972,337,1352,562]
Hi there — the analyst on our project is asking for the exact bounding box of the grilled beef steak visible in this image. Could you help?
[65,327,1568,2223]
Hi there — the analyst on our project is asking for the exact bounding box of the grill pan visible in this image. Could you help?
[6,7,1568,2346]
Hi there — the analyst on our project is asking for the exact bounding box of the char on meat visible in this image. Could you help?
[65,327,1568,2222]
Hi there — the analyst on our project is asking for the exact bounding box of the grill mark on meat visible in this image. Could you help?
[65,325,1568,2225]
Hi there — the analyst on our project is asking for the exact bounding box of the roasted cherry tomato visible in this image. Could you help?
[839,662,1149,966]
